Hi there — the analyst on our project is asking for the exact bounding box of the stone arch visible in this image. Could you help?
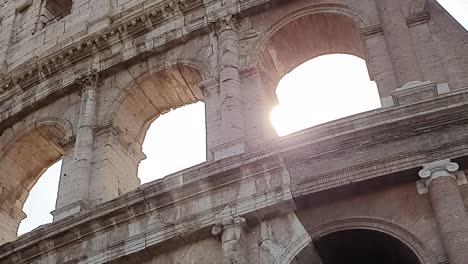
[250,4,375,95]
[254,4,370,51]
[0,118,70,244]
[276,217,438,264]
[110,62,206,145]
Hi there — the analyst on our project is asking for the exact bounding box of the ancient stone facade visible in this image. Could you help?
[0,0,467,263]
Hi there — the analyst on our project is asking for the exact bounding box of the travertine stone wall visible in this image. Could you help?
[0,0,467,262]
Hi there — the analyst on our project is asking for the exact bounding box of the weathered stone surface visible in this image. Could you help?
[0,0,467,263]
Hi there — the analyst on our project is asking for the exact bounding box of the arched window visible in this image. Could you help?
[271,54,381,136]
[138,102,206,184]
[18,161,61,235]
[0,124,66,244]
[110,64,207,186]
[256,11,384,136]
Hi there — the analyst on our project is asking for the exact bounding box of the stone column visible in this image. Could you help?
[376,0,423,87]
[419,160,468,264]
[212,216,248,264]
[209,15,247,160]
[53,72,99,221]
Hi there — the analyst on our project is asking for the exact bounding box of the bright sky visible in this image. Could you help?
[271,55,380,136]
[17,0,468,236]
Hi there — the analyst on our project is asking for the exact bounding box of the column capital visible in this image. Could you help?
[208,14,240,35]
[75,69,101,90]
[419,159,459,186]
[200,78,220,97]
[212,216,248,264]
[212,216,246,236]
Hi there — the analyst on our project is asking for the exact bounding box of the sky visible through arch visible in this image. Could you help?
[17,0,468,236]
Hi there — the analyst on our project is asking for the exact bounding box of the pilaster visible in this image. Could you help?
[89,121,143,206]
[53,71,99,221]
[209,15,248,160]
[376,0,423,87]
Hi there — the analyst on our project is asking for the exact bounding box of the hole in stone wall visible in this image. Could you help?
[40,0,73,27]
[271,54,381,136]
[18,160,62,236]
[138,102,206,184]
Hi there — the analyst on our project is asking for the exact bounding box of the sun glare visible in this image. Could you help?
[271,54,381,136]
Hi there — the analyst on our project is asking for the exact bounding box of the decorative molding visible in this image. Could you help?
[360,24,384,37]
[406,12,430,27]
[199,78,219,96]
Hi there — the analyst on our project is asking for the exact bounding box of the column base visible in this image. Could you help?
[381,81,450,107]
[51,200,90,222]
[210,137,248,160]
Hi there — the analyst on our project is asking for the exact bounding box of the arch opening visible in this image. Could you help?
[258,12,370,92]
[138,102,206,184]
[258,12,381,136]
[18,160,61,236]
[0,125,65,244]
[271,54,381,136]
[112,65,207,185]
[312,229,422,264]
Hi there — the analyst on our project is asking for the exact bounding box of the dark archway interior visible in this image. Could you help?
[314,229,421,264]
